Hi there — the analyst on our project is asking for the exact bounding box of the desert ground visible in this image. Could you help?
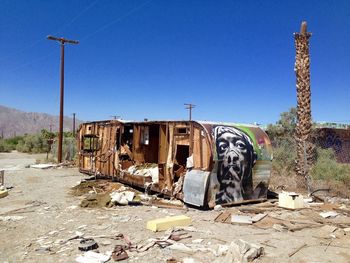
[1,152,350,263]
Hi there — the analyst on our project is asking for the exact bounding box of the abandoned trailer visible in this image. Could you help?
[78,120,273,208]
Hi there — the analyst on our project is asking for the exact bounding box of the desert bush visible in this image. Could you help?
[0,139,13,152]
[267,108,297,176]
[16,134,50,153]
[311,148,350,185]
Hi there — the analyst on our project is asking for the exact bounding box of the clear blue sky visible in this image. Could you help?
[1,0,349,124]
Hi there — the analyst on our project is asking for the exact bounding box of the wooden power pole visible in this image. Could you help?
[184,103,196,121]
[47,35,79,163]
[72,113,76,137]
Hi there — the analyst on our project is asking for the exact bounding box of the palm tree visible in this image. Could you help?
[294,21,313,191]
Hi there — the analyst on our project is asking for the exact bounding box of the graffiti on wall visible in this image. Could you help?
[213,126,257,203]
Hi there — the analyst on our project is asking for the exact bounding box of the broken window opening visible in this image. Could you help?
[121,125,133,149]
[174,145,189,180]
[82,135,99,152]
[144,125,160,163]
[140,126,150,145]
[175,127,189,135]
[116,128,121,151]
[119,125,134,162]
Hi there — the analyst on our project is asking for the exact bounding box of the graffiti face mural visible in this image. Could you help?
[213,126,257,203]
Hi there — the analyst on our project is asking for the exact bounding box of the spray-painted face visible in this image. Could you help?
[213,126,256,203]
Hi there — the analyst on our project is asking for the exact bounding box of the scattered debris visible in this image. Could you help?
[251,213,267,222]
[0,188,8,198]
[35,246,52,254]
[30,164,56,169]
[231,215,253,224]
[279,192,304,209]
[319,211,338,218]
[112,215,131,223]
[319,225,338,233]
[110,191,135,205]
[214,205,223,211]
[112,245,129,261]
[214,211,231,223]
[288,243,307,257]
[215,212,267,225]
[147,215,191,232]
[220,239,264,263]
[78,238,98,251]
[192,239,203,244]
[0,215,25,221]
[75,251,111,263]
[168,243,193,253]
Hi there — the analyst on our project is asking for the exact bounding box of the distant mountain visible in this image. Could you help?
[0,105,83,138]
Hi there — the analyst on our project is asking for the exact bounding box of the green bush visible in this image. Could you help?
[271,137,297,176]
[311,148,350,185]
[0,139,13,152]
[15,134,50,153]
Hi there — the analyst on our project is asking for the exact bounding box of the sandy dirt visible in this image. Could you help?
[1,152,350,263]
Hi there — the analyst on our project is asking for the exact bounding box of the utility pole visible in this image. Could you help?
[184,103,196,121]
[49,123,53,133]
[110,115,120,120]
[47,35,79,163]
[72,113,76,137]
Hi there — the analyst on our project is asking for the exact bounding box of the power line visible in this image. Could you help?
[81,0,152,41]
[0,0,99,62]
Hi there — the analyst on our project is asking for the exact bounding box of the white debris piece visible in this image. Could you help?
[110,191,135,205]
[127,165,159,183]
[30,164,56,169]
[231,215,253,224]
[214,205,223,211]
[278,191,304,209]
[319,211,338,218]
[186,155,194,169]
[0,215,24,221]
[168,243,193,253]
[183,258,196,263]
[222,239,264,263]
[216,244,229,256]
[75,251,110,263]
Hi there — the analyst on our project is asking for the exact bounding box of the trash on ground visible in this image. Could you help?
[220,239,264,263]
[0,189,9,198]
[231,215,253,224]
[112,245,129,261]
[0,215,25,221]
[278,192,304,209]
[110,191,135,205]
[78,238,98,251]
[30,164,56,169]
[75,251,111,263]
[319,211,338,218]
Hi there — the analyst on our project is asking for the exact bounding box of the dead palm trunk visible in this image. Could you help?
[294,21,313,191]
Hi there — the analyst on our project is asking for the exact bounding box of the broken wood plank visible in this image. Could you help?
[214,211,231,223]
[288,243,307,257]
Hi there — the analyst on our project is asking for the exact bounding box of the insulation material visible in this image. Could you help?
[127,165,159,183]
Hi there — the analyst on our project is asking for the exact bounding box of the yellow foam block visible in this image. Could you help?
[146,215,191,232]
[0,190,8,199]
